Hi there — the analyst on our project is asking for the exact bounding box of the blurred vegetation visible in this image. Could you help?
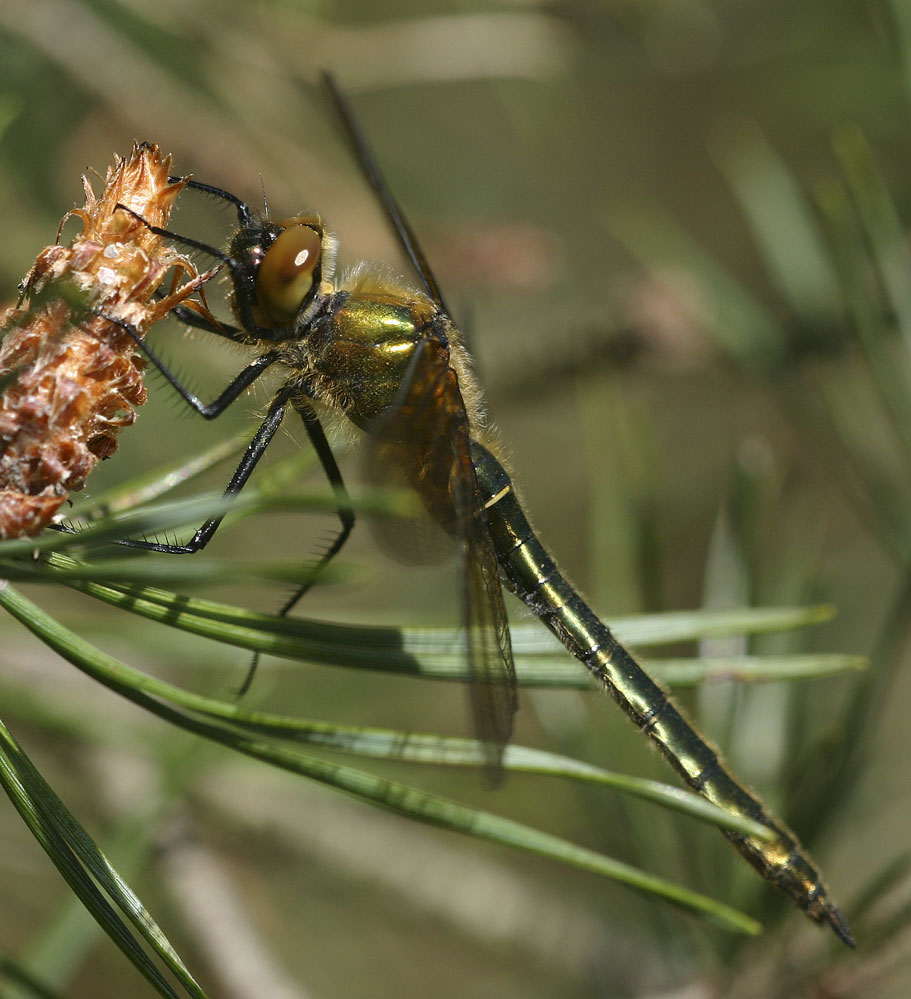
[0,1,909,997]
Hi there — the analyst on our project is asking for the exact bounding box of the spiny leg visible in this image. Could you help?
[118,384,294,554]
[99,311,280,419]
[166,177,255,229]
[237,395,356,695]
[115,203,270,340]
[167,300,246,342]
[286,396,356,604]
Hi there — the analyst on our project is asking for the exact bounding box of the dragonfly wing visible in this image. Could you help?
[364,337,457,566]
[366,337,517,774]
[454,433,518,775]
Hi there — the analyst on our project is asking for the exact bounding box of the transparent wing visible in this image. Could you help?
[366,338,517,777]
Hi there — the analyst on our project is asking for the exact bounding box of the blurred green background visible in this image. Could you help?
[0,1,909,997]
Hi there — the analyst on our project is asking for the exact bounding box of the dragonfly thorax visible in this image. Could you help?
[281,275,452,430]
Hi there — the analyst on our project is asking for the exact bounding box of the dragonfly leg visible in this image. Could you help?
[114,203,269,339]
[96,312,281,419]
[236,396,356,695]
[116,384,293,554]
[165,177,256,229]
[168,300,247,342]
[285,396,356,602]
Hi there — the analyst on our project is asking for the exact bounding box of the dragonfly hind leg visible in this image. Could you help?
[236,395,355,695]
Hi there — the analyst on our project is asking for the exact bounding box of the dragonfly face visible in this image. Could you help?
[226,213,333,335]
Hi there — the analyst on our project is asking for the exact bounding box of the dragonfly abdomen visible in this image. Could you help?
[470,441,853,946]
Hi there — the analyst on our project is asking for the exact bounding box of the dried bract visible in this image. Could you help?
[0,142,212,539]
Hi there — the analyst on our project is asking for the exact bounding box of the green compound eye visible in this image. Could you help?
[255,223,322,325]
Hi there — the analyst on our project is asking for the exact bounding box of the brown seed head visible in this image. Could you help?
[0,143,212,539]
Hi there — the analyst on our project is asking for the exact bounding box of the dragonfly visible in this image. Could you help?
[116,74,853,946]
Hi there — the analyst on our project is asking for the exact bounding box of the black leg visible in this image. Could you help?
[97,312,281,419]
[283,396,356,605]
[114,204,270,342]
[168,300,247,343]
[117,203,233,265]
[118,385,294,554]
[236,395,356,695]
[167,177,255,229]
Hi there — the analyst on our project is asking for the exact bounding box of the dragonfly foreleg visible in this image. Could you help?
[114,203,268,339]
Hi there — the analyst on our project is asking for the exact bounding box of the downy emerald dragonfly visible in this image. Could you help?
[115,74,853,947]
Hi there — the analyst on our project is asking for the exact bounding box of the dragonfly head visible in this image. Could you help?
[228,212,338,335]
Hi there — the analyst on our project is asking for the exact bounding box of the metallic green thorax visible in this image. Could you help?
[302,288,447,430]
[470,441,854,946]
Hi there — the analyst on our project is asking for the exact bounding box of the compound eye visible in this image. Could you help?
[255,224,322,325]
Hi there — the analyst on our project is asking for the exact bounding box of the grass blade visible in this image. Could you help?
[0,580,762,935]
[0,712,205,999]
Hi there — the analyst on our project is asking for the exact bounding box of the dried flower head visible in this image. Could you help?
[0,142,214,539]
